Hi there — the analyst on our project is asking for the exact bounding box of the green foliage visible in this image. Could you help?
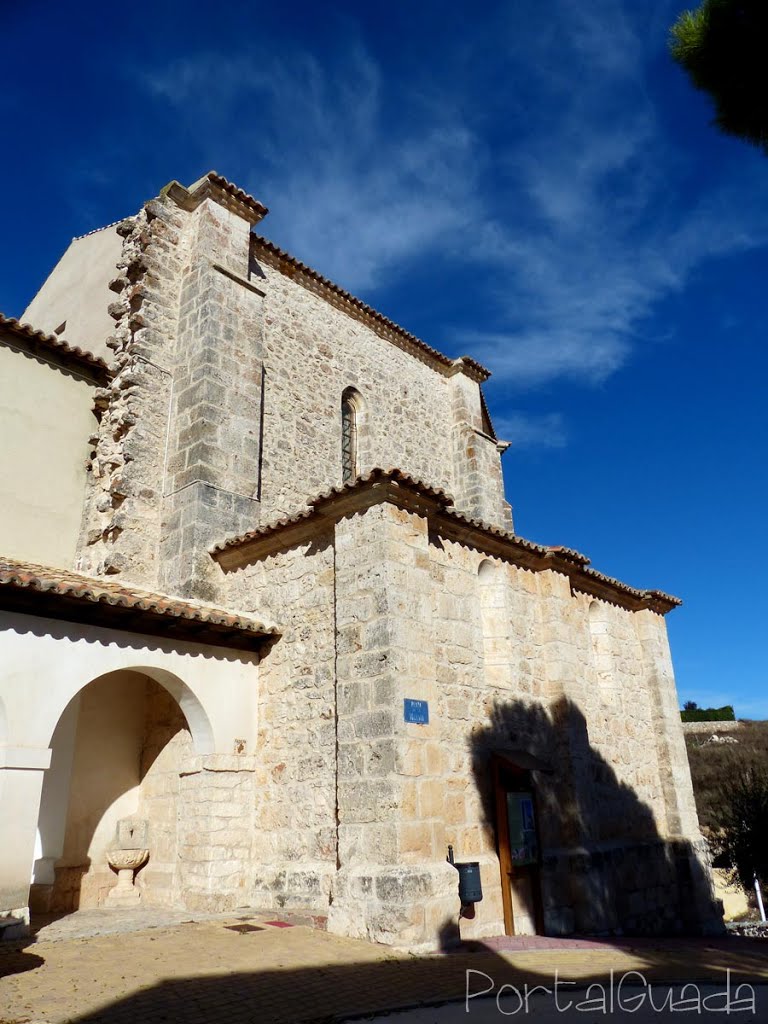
[670,0,768,153]
[712,764,768,891]
[681,704,735,721]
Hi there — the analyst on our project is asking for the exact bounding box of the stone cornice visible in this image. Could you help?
[251,235,491,384]
[162,171,269,226]
[211,469,681,615]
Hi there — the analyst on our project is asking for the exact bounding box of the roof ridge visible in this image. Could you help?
[211,468,454,555]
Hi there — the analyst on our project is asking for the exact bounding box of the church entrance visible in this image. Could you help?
[493,755,544,935]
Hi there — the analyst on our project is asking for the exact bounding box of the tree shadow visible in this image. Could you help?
[470,696,723,937]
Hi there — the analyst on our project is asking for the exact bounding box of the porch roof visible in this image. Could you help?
[0,557,278,651]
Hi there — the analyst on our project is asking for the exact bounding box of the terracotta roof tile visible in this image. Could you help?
[210,468,681,613]
[206,171,269,218]
[210,468,454,555]
[163,171,268,224]
[0,557,277,645]
[0,314,111,382]
[252,235,491,383]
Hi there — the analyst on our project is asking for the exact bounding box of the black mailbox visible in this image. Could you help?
[455,861,483,904]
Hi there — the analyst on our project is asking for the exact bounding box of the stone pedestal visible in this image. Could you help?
[105,849,149,908]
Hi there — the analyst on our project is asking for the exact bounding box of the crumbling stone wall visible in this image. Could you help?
[77,201,184,584]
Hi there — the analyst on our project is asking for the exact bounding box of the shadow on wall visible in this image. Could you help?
[32,673,192,914]
[469,697,723,937]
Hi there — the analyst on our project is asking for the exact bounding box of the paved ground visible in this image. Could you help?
[1,911,767,1024]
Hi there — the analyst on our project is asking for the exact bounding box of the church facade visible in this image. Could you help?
[0,173,721,946]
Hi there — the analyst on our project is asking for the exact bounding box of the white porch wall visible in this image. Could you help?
[0,611,260,922]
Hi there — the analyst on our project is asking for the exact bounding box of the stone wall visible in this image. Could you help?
[682,719,742,734]
[136,679,193,906]
[253,252,509,529]
[176,754,257,912]
[218,491,720,946]
[69,179,510,597]
[225,534,339,911]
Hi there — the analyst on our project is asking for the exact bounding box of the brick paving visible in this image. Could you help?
[1,913,766,1024]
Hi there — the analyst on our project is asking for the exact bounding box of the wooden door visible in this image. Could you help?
[493,757,544,935]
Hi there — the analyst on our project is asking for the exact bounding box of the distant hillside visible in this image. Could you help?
[685,720,768,833]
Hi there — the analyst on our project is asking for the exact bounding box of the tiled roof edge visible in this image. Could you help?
[0,557,278,638]
[211,468,455,554]
[162,171,268,225]
[251,235,491,383]
[0,314,112,382]
[209,470,681,614]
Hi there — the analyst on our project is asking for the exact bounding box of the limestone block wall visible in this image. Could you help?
[217,494,719,945]
[224,537,338,910]
[251,249,509,530]
[74,186,266,597]
[176,754,258,912]
[254,258,452,515]
[449,371,512,530]
[136,680,193,907]
[159,200,264,600]
[326,503,458,947]
[423,536,718,937]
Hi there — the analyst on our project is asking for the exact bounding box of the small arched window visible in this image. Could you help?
[341,388,362,483]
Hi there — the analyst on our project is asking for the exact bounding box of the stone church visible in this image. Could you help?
[0,172,721,946]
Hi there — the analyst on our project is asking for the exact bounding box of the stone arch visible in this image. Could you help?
[478,558,511,688]
[33,666,207,913]
[42,666,214,756]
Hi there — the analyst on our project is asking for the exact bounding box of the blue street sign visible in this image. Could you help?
[403,698,429,725]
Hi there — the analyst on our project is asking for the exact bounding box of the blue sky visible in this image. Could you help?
[3,0,767,716]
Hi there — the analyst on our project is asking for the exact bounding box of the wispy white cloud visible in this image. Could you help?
[139,2,768,418]
[143,46,481,291]
[493,412,568,450]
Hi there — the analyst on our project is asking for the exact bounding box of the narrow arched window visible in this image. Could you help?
[341,388,362,483]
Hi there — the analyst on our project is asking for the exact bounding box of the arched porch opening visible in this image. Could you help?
[30,667,212,916]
